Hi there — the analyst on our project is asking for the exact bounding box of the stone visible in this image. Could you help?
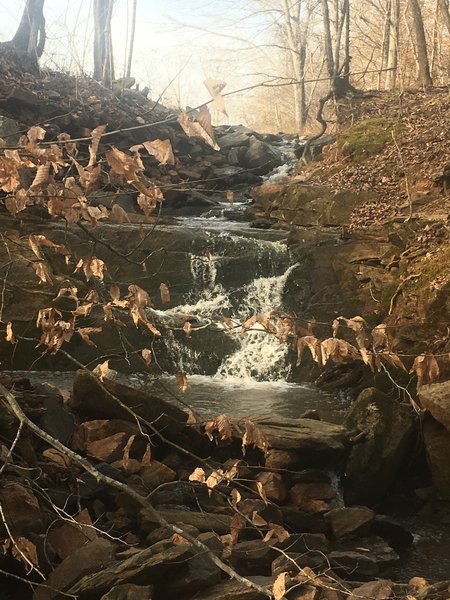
[0,482,42,535]
[72,419,141,452]
[69,541,191,598]
[47,509,97,560]
[271,552,325,576]
[289,482,337,514]
[246,417,348,456]
[423,417,450,500]
[194,576,275,600]
[370,515,413,549]
[265,450,300,471]
[347,580,392,599]
[197,532,224,557]
[329,536,399,578]
[238,499,283,526]
[280,507,327,534]
[162,548,221,596]
[420,381,450,432]
[33,538,116,600]
[276,533,329,555]
[325,506,375,538]
[140,461,177,490]
[40,405,75,445]
[231,540,277,575]
[243,136,281,173]
[100,584,153,599]
[343,388,414,506]
[290,586,320,600]
[140,508,232,535]
[86,432,129,463]
[255,472,287,502]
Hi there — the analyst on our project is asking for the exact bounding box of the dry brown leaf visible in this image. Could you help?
[226,190,234,205]
[231,488,241,508]
[143,139,175,165]
[263,523,290,544]
[93,360,112,382]
[30,163,50,189]
[5,189,28,215]
[137,187,164,215]
[32,261,53,284]
[141,348,152,366]
[189,467,206,483]
[410,354,440,389]
[204,414,233,443]
[88,124,107,167]
[272,572,287,600]
[122,435,136,473]
[242,420,270,455]
[296,335,322,366]
[159,283,170,304]
[3,537,39,570]
[111,203,131,223]
[372,324,388,348]
[321,337,360,364]
[5,322,15,344]
[77,327,102,347]
[142,444,152,466]
[176,371,188,393]
[379,351,407,372]
[183,321,192,337]
[42,448,71,468]
[256,481,268,505]
[178,109,220,151]
[27,126,46,146]
[252,511,268,527]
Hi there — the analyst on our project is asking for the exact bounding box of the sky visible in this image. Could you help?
[0,0,282,126]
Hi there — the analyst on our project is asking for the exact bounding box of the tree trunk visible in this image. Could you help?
[385,0,400,89]
[408,0,433,87]
[11,0,46,59]
[93,0,115,86]
[439,0,450,35]
[126,0,137,78]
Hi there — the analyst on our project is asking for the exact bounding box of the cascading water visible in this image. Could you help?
[159,230,296,382]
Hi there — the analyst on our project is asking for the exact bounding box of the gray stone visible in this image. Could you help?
[343,388,414,506]
[100,584,153,599]
[325,506,375,538]
[423,417,450,500]
[420,381,450,433]
[329,536,399,578]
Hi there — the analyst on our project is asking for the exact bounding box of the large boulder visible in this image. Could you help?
[242,136,282,173]
[423,417,450,500]
[343,388,415,506]
[420,381,450,432]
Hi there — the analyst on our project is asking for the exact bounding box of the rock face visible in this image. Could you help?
[423,417,450,500]
[325,506,375,538]
[343,388,414,506]
[420,381,450,432]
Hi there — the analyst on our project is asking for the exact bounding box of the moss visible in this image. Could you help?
[338,118,407,161]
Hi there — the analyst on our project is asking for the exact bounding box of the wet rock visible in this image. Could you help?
[217,125,256,149]
[271,552,325,576]
[370,515,413,549]
[420,381,450,433]
[238,499,283,526]
[329,536,399,578]
[343,388,414,506]
[290,586,320,600]
[250,416,348,457]
[325,506,375,538]
[69,541,191,599]
[47,509,97,560]
[197,532,224,557]
[423,417,450,500]
[243,137,282,173]
[39,404,75,445]
[100,584,153,599]
[34,538,116,600]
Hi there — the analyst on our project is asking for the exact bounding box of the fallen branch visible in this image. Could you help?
[0,381,274,599]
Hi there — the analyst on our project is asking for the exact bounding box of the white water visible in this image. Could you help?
[160,233,296,382]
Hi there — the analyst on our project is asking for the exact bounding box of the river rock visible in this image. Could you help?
[280,507,327,534]
[231,539,277,575]
[251,416,348,458]
[0,482,42,535]
[34,538,116,600]
[289,482,337,514]
[68,541,191,598]
[140,508,232,535]
[423,417,450,500]
[329,536,399,578]
[194,576,274,600]
[255,472,287,502]
[265,449,300,470]
[347,580,392,599]
[161,549,221,597]
[370,515,413,549]
[100,584,153,599]
[343,388,414,506]
[325,506,375,538]
[420,381,450,432]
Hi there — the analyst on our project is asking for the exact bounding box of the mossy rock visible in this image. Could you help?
[338,118,406,161]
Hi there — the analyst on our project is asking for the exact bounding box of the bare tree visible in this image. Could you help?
[439,0,450,35]
[385,0,400,89]
[126,0,138,78]
[408,0,433,86]
[93,0,115,86]
[11,0,46,60]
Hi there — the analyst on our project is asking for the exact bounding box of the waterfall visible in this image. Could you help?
[159,232,295,382]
